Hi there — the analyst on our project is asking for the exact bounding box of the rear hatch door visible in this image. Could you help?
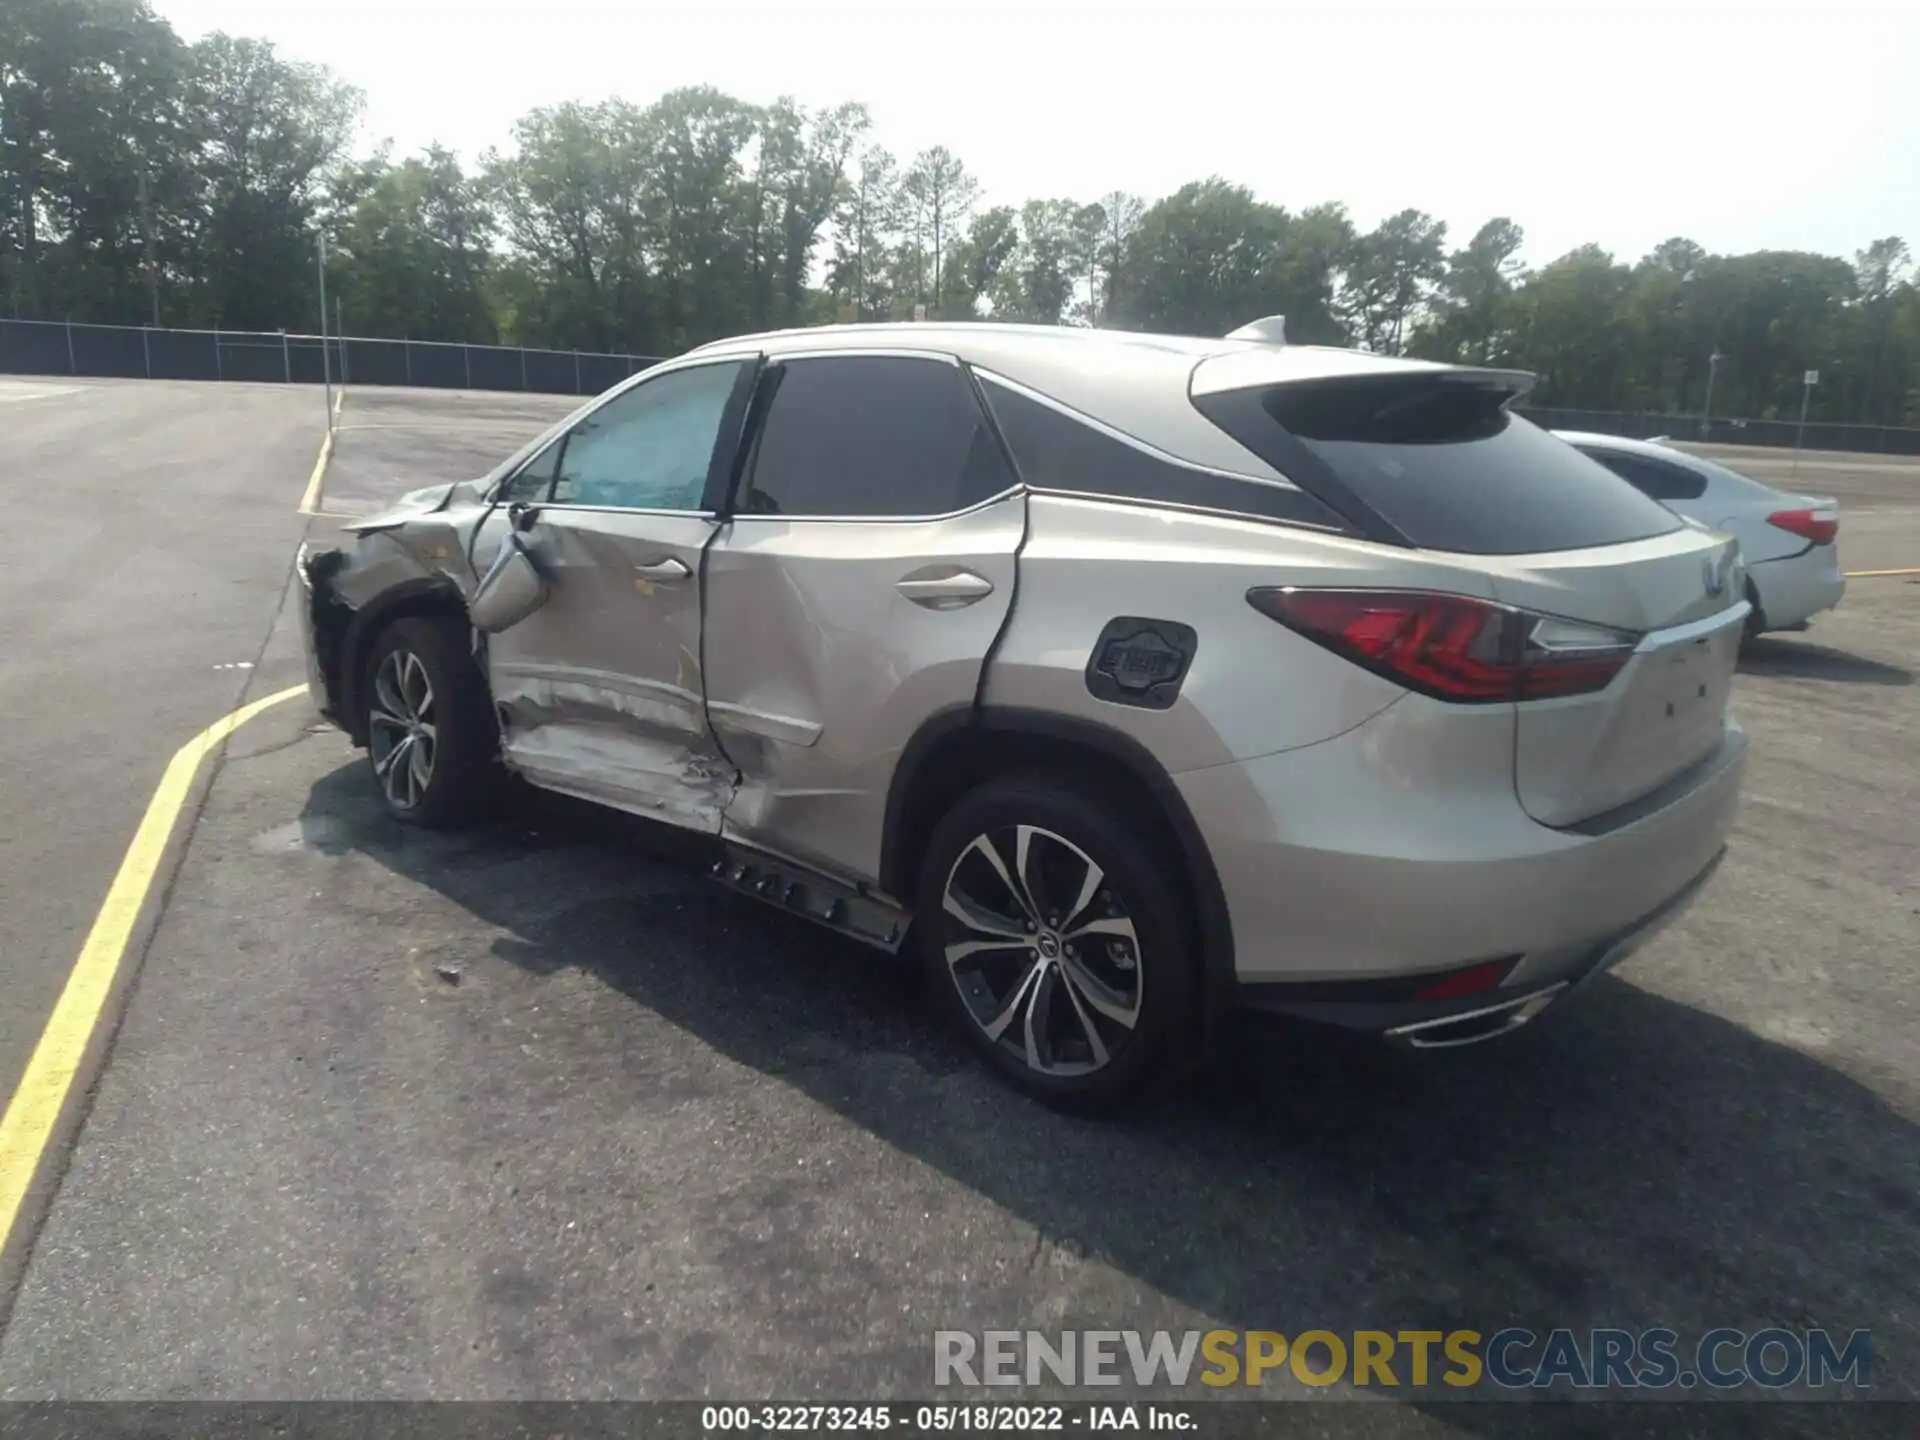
[1189,358,1747,828]
[1477,530,1745,827]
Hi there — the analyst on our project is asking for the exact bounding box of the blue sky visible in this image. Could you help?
[155,0,1919,270]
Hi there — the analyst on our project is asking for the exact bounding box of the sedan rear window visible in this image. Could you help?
[1197,376,1683,555]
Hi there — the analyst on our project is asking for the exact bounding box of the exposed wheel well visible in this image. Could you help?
[339,584,471,745]
[881,708,1236,1047]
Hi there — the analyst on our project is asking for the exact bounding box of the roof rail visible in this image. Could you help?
[1225,315,1287,344]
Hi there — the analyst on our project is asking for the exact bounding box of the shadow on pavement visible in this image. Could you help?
[300,765,1918,1423]
[1739,636,1913,686]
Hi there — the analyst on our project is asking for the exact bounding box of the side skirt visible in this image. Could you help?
[707,843,912,955]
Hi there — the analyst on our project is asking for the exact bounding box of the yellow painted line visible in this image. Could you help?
[0,684,307,1254]
[296,388,346,516]
[1845,566,1920,578]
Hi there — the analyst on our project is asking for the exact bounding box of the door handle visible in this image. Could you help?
[896,568,994,609]
[635,557,691,582]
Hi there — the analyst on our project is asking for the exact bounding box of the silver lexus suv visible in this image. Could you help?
[299,321,1748,1107]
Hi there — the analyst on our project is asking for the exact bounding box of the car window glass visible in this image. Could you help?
[1582,449,1708,502]
[550,362,745,510]
[979,375,1346,529]
[499,433,564,503]
[1200,379,1680,554]
[742,355,1013,518]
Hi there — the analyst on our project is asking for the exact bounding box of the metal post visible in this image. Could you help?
[336,296,347,384]
[463,344,471,390]
[1700,350,1722,440]
[214,328,223,381]
[404,340,412,387]
[1794,370,1816,474]
[573,349,581,393]
[281,330,291,384]
[65,319,76,374]
[317,232,333,428]
[520,347,528,391]
[141,326,152,379]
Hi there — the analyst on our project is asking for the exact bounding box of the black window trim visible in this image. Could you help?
[975,366,1356,536]
[1187,385,1410,544]
[486,355,759,518]
[722,347,1024,524]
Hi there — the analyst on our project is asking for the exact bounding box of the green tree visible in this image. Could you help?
[1113,178,1288,336]
[332,145,496,342]
[827,145,899,321]
[1,0,191,322]
[1339,208,1447,354]
[898,145,978,317]
[1413,217,1525,364]
[177,32,360,330]
[1091,190,1143,323]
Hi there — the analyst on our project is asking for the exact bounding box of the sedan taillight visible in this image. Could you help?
[1766,507,1838,546]
[1247,588,1641,704]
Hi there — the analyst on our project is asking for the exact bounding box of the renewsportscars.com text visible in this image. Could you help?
[933,1327,1872,1392]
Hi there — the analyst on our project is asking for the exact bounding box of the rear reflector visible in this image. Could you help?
[1767,507,1838,545]
[1414,957,1518,1001]
[1247,587,1640,704]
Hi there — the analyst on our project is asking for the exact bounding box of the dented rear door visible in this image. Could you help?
[703,351,1024,886]
[475,357,755,831]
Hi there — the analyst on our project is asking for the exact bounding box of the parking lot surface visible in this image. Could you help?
[0,381,1914,1418]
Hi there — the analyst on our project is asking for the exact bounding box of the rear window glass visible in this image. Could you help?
[1203,377,1683,554]
[1578,448,1708,503]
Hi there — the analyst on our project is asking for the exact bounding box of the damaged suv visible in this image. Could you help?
[300,321,1748,1106]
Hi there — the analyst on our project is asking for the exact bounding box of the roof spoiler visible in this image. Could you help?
[1225,315,1287,344]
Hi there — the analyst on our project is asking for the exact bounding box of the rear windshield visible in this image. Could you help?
[1199,376,1683,554]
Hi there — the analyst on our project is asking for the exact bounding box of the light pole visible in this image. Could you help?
[1701,350,1724,440]
[317,231,334,428]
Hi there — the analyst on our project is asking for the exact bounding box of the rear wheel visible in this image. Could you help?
[1742,577,1768,641]
[362,614,499,827]
[915,773,1197,1111]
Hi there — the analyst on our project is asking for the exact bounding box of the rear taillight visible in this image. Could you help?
[1766,507,1838,545]
[1247,588,1641,704]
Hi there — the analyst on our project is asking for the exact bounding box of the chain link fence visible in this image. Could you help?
[8,317,1920,455]
[0,317,663,396]
[1517,406,1920,457]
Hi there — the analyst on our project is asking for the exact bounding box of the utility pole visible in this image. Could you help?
[137,168,160,327]
[1700,350,1724,441]
[317,231,334,429]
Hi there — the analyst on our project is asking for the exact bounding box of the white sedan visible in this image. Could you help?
[1556,431,1845,637]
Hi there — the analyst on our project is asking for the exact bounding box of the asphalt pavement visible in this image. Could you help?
[0,380,1914,1422]
[0,377,319,1115]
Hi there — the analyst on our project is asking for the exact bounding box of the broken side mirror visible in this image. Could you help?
[469,531,550,634]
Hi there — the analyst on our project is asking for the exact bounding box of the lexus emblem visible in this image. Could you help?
[1703,553,1729,597]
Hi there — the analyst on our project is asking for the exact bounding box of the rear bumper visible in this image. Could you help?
[1750,548,1845,630]
[1176,692,1746,1016]
[1239,846,1725,1041]
[296,543,350,730]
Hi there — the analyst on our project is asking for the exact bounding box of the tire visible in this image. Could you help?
[914,772,1198,1111]
[361,614,500,828]
[1742,578,1768,643]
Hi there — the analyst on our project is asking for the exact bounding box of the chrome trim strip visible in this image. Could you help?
[1633,601,1751,652]
[706,700,824,747]
[1385,984,1567,1049]
[1028,487,1349,534]
[721,487,1024,526]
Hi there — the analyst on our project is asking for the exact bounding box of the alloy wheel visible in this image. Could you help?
[367,646,437,810]
[940,824,1144,1078]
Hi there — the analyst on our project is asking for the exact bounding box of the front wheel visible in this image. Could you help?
[915,773,1198,1111]
[362,614,499,827]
